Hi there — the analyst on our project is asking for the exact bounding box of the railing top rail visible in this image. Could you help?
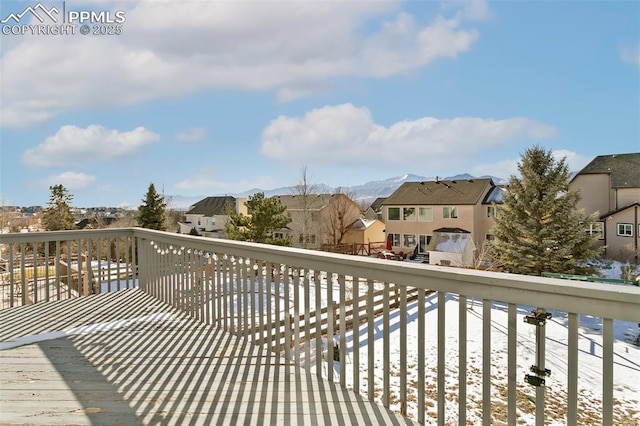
[2,228,638,322]
[132,228,640,322]
[0,228,134,243]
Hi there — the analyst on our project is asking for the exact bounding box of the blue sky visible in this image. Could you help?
[0,0,638,208]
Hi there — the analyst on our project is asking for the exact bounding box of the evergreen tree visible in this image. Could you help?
[226,192,292,246]
[137,183,167,231]
[42,184,76,231]
[488,146,602,276]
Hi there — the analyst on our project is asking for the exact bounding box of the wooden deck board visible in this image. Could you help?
[0,289,416,425]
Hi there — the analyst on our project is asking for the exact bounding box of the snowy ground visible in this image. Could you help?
[201,264,640,424]
[319,292,640,425]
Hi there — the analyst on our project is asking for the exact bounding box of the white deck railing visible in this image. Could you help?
[1,228,639,426]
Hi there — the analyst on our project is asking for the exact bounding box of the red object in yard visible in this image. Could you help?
[386,235,392,251]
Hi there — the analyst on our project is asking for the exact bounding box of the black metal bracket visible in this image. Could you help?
[530,365,551,377]
[525,374,546,387]
[524,309,552,326]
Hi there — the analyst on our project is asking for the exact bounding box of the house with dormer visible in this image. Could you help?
[178,196,247,239]
[381,178,503,264]
[569,153,640,260]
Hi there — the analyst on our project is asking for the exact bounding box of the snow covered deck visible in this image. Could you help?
[0,289,415,425]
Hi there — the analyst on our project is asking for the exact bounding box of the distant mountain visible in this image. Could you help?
[167,173,506,210]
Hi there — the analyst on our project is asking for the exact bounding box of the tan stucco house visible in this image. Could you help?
[381,178,503,264]
[569,153,640,260]
[274,194,362,249]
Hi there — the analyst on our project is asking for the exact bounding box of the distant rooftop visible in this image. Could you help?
[573,153,640,188]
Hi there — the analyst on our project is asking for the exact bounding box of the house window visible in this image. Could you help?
[403,234,416,247]
[299,234,317,244]
[443,207,458,219]
[418,235,432,254]
[388,207,400,221]
[617,223,633,237]
[486,234,495,241]
[487,206,496,218]
[403,207,416,221]
[388,233,400,247]
[586,222,604,240]
[418,207,433,222]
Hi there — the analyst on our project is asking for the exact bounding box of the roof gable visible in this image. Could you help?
[574,153,640,188]
[382,178,494,206]
[187,196,236,216]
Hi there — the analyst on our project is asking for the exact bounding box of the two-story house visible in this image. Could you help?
[569,153,640,260]
[381,178,503,264]
[178,196,247,238]
[274,193,362,249]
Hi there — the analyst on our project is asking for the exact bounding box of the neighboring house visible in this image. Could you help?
[178,196,247,239]
[382,178,501,265]
[569,153,640,260]
[274,193,362,249]
[342,218,386,247]
[364,197,386,222]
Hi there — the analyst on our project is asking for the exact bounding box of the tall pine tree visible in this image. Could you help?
[42,184,76,231]
[137,183,167,231]
[488,146,602,276]
[226,192,292,246]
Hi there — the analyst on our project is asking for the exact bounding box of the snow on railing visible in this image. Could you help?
[1,228,639,426]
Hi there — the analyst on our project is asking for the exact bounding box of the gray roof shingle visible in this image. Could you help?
[187,196,237,216]
[574,153,640,188]
[382,178,494,206]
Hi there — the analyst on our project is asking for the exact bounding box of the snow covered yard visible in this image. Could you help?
[324,292,640,425]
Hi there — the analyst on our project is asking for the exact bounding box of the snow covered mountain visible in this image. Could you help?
[168,173,507,210]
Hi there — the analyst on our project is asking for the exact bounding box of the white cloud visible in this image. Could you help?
[260,103,557,168]
[23,125,159,167]
[1,1,487,127]
[174,172,276,194]
[472,149,591,179]
[42,171,96,191]
[621,45,640,67]
[175,127,206,143]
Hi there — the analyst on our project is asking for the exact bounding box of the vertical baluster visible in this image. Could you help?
[367,278,374,401]
[383,281,390,408]
[418,288,425,425]
[284,264,291,360]
[567,312,578,425]
[483,299,492,426]
[304,268,311,371]
[352,276,360,394]
[437,291,445,426]
[339,274,346,388]
[400,285,407,416]
[602,318,614,426]
[293,267,300,366]
[459,295,467,426]
[314,269,322,377]
[327,271,334,382]
[508,303,517,426]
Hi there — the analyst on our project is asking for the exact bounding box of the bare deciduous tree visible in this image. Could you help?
[291,166,318,248]
[322,188,361,246]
